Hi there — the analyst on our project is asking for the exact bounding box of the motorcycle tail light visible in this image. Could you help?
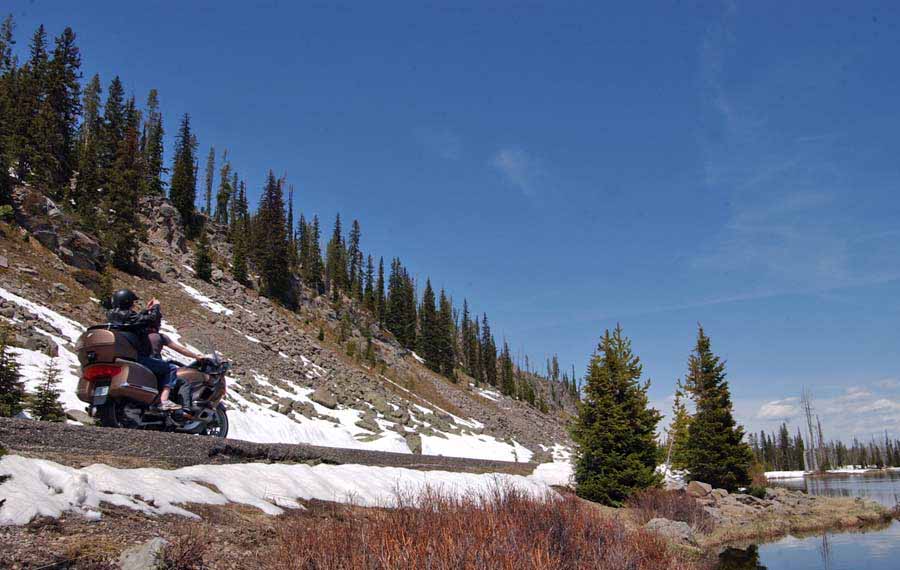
[84,364,122,381]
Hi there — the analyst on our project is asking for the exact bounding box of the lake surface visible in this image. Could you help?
[716,471,900,570]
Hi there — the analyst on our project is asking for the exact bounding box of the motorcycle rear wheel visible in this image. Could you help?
[203,403,229,438]
[97,401,124,428]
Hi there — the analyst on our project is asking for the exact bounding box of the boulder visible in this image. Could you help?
[686,481,713,498]
[310,386,338,409]
[65,409,94,425]
[644,518,697,546]
[405,433,422,454]
[355,414,381,433]
[118,537,168,570]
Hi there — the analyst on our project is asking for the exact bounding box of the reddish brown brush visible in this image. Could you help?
[626,487,713,532]
[265,485,704,570]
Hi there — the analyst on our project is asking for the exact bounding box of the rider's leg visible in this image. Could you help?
[137,356,179,409]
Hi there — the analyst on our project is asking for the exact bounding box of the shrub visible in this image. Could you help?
[626,488,713,532]
[265,486,702,570]
[156,524,210,570]
[747,485,767,499]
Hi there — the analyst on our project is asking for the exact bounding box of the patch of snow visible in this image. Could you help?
[422,432,534,463]
[410,351,425,364]
[245,335,261,344]
[278,352,289,359]
[764,470,807,479]
[0,454,557,525]
[178,283,233,316]
[182,264,195,273]
[529,461,573,487]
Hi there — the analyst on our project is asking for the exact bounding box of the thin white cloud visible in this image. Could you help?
[757,397,800,419]
[491,147,544,197]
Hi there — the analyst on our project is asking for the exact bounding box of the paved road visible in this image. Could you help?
[0,418,537,475]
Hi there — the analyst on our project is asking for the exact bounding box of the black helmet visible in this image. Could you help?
[110,289,139,310]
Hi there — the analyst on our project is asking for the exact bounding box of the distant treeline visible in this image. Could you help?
[0,17,579,412]
[749,423,900,471]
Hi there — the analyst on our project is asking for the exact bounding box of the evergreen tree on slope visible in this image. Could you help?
[0,328,24,417]
[682,325,752,492]
[169,113,197,233]
[571,324,661,505]
[28,359,65,422]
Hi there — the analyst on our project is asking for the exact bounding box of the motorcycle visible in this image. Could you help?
[74,325,230,437]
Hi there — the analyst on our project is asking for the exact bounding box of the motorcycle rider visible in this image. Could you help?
[146,310,207,409]
[106,289,181,411]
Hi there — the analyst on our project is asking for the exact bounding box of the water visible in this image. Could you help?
[716,471,900,570]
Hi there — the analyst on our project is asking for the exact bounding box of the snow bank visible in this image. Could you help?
[178,283,234,316]
[422,432,534,463]
[0,455,557,526]
[764,470,807,479]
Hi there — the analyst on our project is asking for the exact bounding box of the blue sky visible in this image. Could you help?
[8,1,900,439]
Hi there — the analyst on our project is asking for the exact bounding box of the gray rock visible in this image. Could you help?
[686,480,713,498]
[644,518,697,546]
[405,433,422,454]
[0,307,14,318]
[311,386,338,409]
[212,269,225,281]
[118,537,168,570]
[355,414,381,433]
[53,282,68,292]
[65,409,94,425]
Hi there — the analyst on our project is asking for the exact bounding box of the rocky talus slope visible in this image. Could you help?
[0,183,573,462]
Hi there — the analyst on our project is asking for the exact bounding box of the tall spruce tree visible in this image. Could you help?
[43,27,81,194]
[0,15,15,203]
[203,146,215,215]
[104,98,143,270]
[666,379,692,469]
[325,213,348,299]
[194,228,213,281]
[28,359,65,422]
[375,256,385,325]
[499,341,515,396]
[480,314,497,386]
[347,220,362,300]
[214,151,231,224]
[363,254,375,312]
[437,290,455,378]
[73,73,101,219]
[0,328,24,417]
[169,113,197,232]
[140,88,165,195]
[254,171,292,305]
[571,324,662,505]
[419,279,440,371]
[682,325,752,491]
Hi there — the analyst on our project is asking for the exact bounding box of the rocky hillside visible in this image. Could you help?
[0,183,573,464]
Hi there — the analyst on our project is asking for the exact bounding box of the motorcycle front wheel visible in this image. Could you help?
[203,403,229,438]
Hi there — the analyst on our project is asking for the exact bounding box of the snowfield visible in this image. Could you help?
[0,286,547,463]
[0,454,558,526]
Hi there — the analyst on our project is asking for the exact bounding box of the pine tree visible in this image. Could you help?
[169,113,197,233]
[682,325,752,492]
[363,254,375,312]
[325,214,348,299]
[214,150,231,224]
[254,171,292,304]
[500,341,515,396]
[419,279,439,371]
[101,76,125,175]
[347,220,362,301]
[232,228,248,284]
[0,15,15,204]
[43,27,81,194]
[385,258,416,348]
[194,228,212,281]
[303,215,324,292]
[140,88,165,195]
[104,97,143,270]
[0,328,24,417]
[437,289,455,378]
[480,314,497,386]
[571,324,662,505]
[203,146,215,215]
[375,256,385,325]
[73,73,101,220]
[28,359,65,422]
[666,379,692,469]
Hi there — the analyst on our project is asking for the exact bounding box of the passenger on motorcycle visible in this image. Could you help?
[146,310,207,409]
[106,289,187,411]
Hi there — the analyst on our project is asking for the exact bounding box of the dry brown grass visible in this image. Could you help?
[626,488,714,533]
[156,524,212,570]
[264,486,705,570]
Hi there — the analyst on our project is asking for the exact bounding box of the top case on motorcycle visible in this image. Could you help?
[76,326,140,366]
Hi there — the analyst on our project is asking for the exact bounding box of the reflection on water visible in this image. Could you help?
[716,471,900,570]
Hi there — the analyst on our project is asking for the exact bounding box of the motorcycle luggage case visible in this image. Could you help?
[76,328,139,366]
[77,359,159,405]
